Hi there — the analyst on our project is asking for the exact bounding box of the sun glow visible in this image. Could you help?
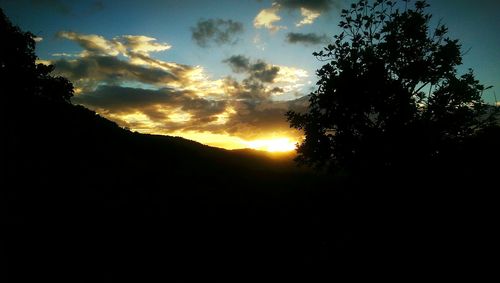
[166,131,298,153]
[244,138,296,152]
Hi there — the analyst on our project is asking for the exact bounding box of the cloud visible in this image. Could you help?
[57,31,171,57]
[118,35,172,55]
[72,84,307,141]
[224,55,308,84]
[49,32,220,105]
[276,0,338,12]
[53,32,188,93]
[51,55,182,92]
[221,97,309,140]
[223,55,250,73]
[223,55,309,98]
[224,55,280,83]
[274,65,308,83]
[73,85,227,131]
[296,8,321,26]
[53,32,228,98]
[254,0,340,30]
[286,32,328,45]
[191,18,244,47]
[249,62,281,83]
[47,31,309,147]
[253,3,286,32]
[224,77,273,101]
[57,31,122,56]
[51,52,76,57]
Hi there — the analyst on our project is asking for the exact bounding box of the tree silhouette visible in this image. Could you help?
[0,8,73,103]
[287,0,494,172]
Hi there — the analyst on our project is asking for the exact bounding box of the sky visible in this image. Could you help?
[1,0,499,151]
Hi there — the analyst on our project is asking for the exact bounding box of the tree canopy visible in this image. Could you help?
[0,8,73,103]
[287,0,495,172]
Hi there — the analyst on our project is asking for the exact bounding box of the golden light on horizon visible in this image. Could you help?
[169,131,298,152]
[244,137,296,152]
[97,109,300,153]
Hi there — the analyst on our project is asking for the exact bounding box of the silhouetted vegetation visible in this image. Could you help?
[286,0,499,277]
[287,0,497,174]
[0,11,73,104]
[2,2,499,282]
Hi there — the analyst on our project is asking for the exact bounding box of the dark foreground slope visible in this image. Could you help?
[4,93,500,282]
[4,95,500,282]
[3,94,355,282]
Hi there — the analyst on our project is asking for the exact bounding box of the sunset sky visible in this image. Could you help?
[1,0,499,151]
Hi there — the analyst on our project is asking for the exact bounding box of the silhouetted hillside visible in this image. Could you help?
[4,90,354,282]
[5,84,498,282]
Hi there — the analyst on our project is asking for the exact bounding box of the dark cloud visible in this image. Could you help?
[74,85,228,132]
[270,87,284,94]
[191,18,244,47]
[250,63,280,83]
[72,84,306,138]
[277,0,340,12]
[286,32,328,45]
[74,86,185,111]
[224,55,280,83]
[51,32,187,92]
[52,55,183,91]
[226,107,289,137]
[222,98,308,139]
[223,55,250,73]
[230,78,271,101]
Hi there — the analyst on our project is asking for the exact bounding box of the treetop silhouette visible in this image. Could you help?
[287,0,495,172]
[1,8,73,103]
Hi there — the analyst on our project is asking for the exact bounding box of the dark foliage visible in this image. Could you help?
[284,0,499,277]
[287,0,497,173]
[0,9,73,103]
